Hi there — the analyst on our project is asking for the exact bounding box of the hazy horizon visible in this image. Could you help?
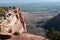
[0,0,60,12]
[0,0,60,3]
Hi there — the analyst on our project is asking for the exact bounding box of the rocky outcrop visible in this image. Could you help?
[8,33,48,40]
[0,8,27,33]
[0,7,48,40]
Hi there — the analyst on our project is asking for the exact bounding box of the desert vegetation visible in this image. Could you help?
[13,32,20,35]
[46,28,60,40]
[0,7,5,17]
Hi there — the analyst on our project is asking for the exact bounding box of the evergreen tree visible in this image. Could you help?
[46,27,60,40]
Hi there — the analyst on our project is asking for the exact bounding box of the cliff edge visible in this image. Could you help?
[0,7,48,40]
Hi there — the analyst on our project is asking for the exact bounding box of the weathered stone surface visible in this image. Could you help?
[0,8,48,40]
[0,8,26,34]
[8,33,48,40]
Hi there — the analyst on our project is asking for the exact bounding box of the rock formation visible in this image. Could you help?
[0,8,27,34]
[0,7,48,40]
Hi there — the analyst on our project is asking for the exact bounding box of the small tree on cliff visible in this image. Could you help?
[46,27,60,40]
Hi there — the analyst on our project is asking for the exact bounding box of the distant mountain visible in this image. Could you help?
[43,14,60,31]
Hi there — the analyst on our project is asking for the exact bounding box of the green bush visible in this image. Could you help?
[13,32,20,35]
[0,26,1,32]
[0,7,5,17]
[46,28,60,40]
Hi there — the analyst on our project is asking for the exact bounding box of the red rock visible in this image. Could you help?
[8,33,48,40]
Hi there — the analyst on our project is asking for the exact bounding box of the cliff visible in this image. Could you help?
[43,14,60,31]
[0,7,48,40]
[0,8,27,33]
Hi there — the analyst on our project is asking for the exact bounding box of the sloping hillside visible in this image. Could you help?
[43,14,60,31]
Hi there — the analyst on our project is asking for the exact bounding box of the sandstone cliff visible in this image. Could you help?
[0,8,26,33]
[0,7,48,40]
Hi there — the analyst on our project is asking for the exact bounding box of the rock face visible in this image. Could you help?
[0,8,27,33]
[0,8,48,40]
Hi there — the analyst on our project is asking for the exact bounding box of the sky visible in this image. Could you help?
[0,0,60,3]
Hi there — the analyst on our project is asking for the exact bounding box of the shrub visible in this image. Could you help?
[46,28,60,40]
[0,7,5,17]
[0,26,1,32]
[13,32,20,35]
